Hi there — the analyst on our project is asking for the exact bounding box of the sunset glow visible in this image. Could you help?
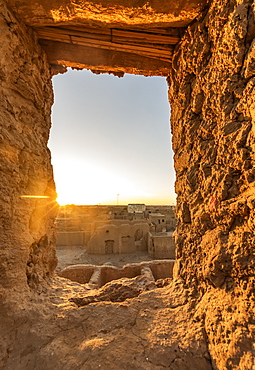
[20,195,50,199]
[52,157,170,206]
[49,69,176,206]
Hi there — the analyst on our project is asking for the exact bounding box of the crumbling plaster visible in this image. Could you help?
[7,0,207,28]
[168,1,255,365]
[0,0,58,292]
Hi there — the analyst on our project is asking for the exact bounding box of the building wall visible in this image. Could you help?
[87,225,117,254]
[168,0,255,367]
[148,232,175,259]
[87,222,149,254]
[57,231,85,246]
[59,260,175,287]
[148,209,176,232]
[0,1,57,292]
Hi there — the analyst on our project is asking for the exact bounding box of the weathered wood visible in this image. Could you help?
[36,26,112,41]
[111,29,179,44]
[35,26,179,44]
[35,26,174,62]
[39,39,172,77]
[59,25,181,37]
[70,35,172,60]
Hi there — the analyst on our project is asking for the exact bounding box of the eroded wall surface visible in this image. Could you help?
[7,0,207,28]
[0,0,58,292]
[169,0,255,367]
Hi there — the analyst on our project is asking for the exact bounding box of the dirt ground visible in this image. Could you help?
[56,245,154,271]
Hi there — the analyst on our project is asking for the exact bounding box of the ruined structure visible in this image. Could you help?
[86,221,149,254]
[148,231,175,259]
[58,260,174,288]
[56,204,176,257]
[1,0,255,369]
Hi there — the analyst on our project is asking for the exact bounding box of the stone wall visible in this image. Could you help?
[169,0,255,367]
[0,0,58,292]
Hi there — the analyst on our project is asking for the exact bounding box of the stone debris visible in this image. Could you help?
[70,273,156,306]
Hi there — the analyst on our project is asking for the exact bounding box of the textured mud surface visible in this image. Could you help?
[0,0,58,293]
[7,0,207,28]
[168,0,255,367]
[1,278,213,370]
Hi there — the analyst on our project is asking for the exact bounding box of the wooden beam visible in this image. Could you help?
[111,29,179,44]
[35,26,174,62]
[60,25,181,37]
[35,26,179,44]
[39,39,172,77]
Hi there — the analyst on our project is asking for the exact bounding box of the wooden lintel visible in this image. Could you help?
[39,39,172,77]
[34,26,176,63]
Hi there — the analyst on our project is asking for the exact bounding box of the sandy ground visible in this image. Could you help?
[56,245,154,271]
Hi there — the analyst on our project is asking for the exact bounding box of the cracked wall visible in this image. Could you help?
[170,0,255,292]
[169,0,255,367]
[0,0,58,292]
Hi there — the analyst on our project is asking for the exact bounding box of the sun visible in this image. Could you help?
[52,157,154,206]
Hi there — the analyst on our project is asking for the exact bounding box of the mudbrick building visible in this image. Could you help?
[56,204,176,258]
[0,1,255,369]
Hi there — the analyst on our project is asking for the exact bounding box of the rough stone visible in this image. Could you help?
[0,0,58,293]
[7,0,207,28]
[169,0,255,367]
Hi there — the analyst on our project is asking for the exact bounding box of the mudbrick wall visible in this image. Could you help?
[169,0,255,366]
[0,0,58,293]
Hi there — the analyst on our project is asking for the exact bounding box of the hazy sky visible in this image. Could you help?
[48,69,176,205]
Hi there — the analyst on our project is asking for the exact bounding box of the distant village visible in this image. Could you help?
[56,204,177,259]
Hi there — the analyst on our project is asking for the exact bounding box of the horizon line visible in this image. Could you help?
[59,203,176,207]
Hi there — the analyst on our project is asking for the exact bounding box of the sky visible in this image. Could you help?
[48,68,176,206]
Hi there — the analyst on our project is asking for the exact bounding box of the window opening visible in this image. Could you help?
[49,68,176,274]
